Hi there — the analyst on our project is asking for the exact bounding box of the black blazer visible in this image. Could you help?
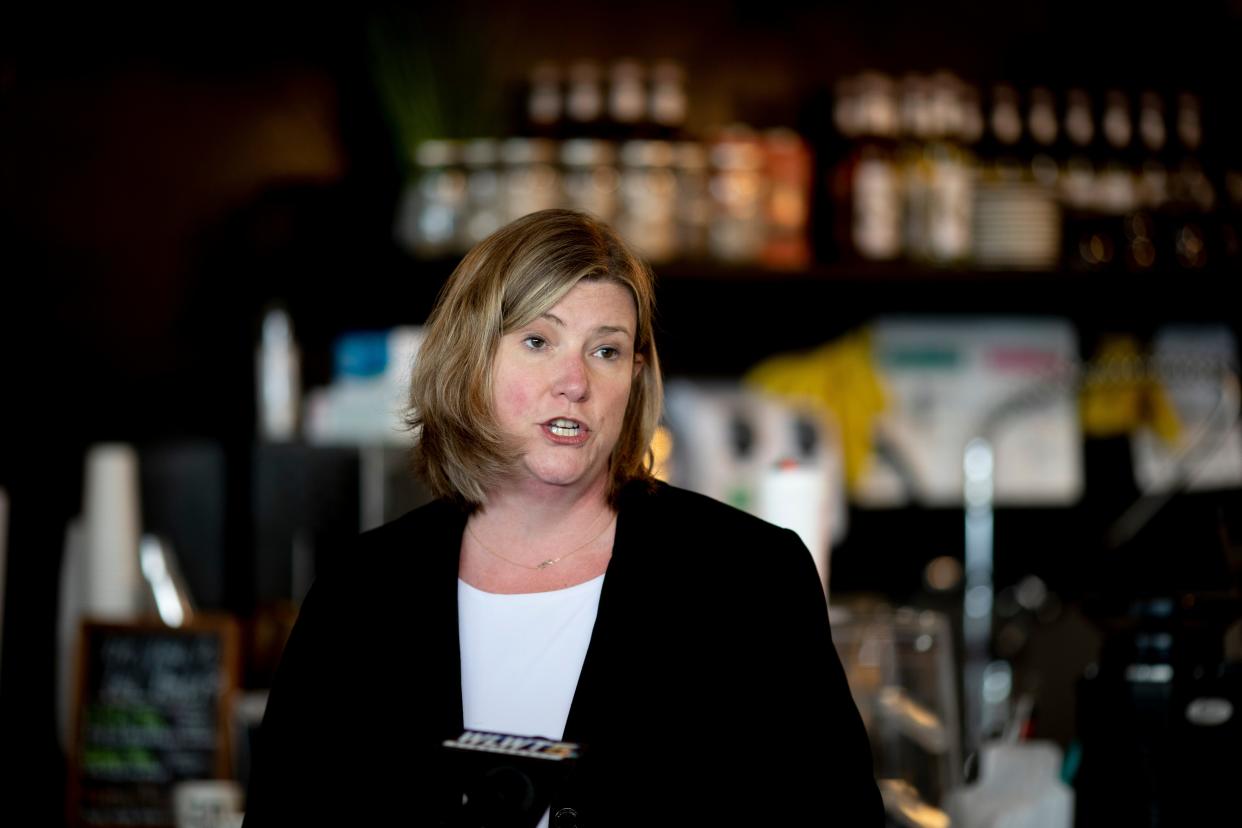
[244,480,884,827]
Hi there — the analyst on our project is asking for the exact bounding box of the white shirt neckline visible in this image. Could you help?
[457,572,607,597]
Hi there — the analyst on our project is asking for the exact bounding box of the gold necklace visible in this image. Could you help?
[467,508,617,571]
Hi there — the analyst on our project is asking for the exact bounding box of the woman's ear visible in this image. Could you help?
[632,352,645,380]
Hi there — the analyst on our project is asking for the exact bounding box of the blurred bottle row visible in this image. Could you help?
[519,59,691,142]
[396,58,813,267]
[399,62,1242,275]
[828,71,1240,272]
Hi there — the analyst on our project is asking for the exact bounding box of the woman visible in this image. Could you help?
[244,210,883,827]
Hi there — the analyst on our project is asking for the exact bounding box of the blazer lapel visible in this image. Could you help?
[553,482,665,822]
[561,481,656,744]
[409,498,469,742]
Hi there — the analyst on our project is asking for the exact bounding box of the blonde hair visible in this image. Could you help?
[405,209,663,509]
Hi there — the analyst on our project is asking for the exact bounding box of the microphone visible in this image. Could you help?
[441,731,581,828]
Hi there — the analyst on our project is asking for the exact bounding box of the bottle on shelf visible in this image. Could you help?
[564,60,605,139]
[1097,89,1140,273]
[649,60,688,142]
[959,82,985,153]
[1026,86,1061,193]
[973,82,1060,270]
[760,127,813,270]
[618,138,679,262]
[526,61,563,139]
[396,139,466,258]
[828,73,861,261]
[499,137,561,224]
[461,138,504,249]
[832,71,902,262]
[607,59,648,140]
[707,125,768,264]
[898,73,934,262]
[673,140,711,260]
[924,71,974,266]
[1165,91,1215,269]
[1060,87,1108,271]
[1131,90,1170,271]
[982,82,1025,182]
[561,138,620,224]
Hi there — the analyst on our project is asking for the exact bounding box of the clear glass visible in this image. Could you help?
[830,605,962,809]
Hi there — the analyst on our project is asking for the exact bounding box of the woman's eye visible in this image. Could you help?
[522,336,547,350]
[594,346,620,360]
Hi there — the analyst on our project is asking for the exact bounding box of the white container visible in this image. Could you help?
[945,740,1074,828]
[82,443,143,620]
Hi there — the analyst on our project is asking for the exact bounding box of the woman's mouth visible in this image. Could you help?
[543,418,589,442]
[546,418,583,437]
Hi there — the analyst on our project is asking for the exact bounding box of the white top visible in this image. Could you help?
[458,573,604,737]
[458,574,605,828]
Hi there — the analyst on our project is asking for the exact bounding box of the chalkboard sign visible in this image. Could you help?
[68,617,240,828]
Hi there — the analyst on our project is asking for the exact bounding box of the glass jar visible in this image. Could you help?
[674,141,710,260]
[618,139,678,262]
[500,137,561,223]
[561,139,620,223]
[460,138,504,249]
[395,139,466,257]
[708,126,767,264]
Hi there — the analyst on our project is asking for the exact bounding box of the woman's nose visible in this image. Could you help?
[553,352,589,401]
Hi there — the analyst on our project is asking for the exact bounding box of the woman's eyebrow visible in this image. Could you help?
[539,313,631,337]
[594,325,632,336]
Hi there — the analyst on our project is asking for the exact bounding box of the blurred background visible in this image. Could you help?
[2,2,1241,825]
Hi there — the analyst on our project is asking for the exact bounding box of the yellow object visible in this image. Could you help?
[1080,336,1182,444]
[744,329,887,490]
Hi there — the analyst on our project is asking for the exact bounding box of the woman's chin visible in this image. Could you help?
[517,461,605,492]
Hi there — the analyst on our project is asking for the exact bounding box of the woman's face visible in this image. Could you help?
[491,280,643,497]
